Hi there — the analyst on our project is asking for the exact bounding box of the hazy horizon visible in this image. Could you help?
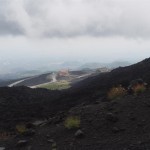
[0,0,150,71]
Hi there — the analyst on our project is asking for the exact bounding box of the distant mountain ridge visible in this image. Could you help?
[0,60,131,81]
[80,61,131,69]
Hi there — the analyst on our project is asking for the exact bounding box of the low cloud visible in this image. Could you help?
[0,16,23,35]
[0,0,150,38]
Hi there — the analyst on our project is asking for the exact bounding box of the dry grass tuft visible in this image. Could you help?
[108,86,126,100]
[132,84,146,95]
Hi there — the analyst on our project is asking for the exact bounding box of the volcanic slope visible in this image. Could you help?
[4,91,150,150]
[70,58,150,96]
[1,58,150,149]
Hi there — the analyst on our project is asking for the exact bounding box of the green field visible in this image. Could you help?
[39,80,71,90]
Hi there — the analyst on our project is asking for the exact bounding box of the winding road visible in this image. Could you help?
[8,72,90,89]
[8,76,38,87]
[8,73,57,88]
[30,73,57,88]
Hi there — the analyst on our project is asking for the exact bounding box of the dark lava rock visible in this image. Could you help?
[75,129,84,138]
[129,116,136,121]
[106,113,118,122]
[52,116,62,124]
[112,127,120,133]
[23,129,35,136]
[16,140,28,147]
[52,142,57,148]
[47,139,55,143]
[94,101,100,104]
[26,123,35,129]
[46,134,50,138]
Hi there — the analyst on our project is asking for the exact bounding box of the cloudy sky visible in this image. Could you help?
[0,0,150,65]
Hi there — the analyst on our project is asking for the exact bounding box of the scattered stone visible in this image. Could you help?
[27,146,32,150]
[119,127,126,131]
[16,140,28,147]
[69,142,74,147]
[137,141,144,145]
[26,123,35,129]
[112,127,120,133]
[111,101,118,105]
[23,129,35,136]
[106,113,118,122]
[52,116,62,124]
[94,112,98,116]
[81,102,86,106]
[92,136,97,139]
[48,139,55,143]
[87,118,92,123]
[52,142,57,148]
[114,110,119,114]
[107,106,113,111]
[46,119,52,125]
[0,147,5,150]
[129,116,136,121]
[129,144,134,148]
[75,129,84,138]
[137,122,144,127]
[94,101,100,104]
[46,134,50,138]
[32,120,46,126]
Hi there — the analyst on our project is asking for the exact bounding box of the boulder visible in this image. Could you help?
[106,113,118,122]
[16,140,28,147]
[75,129,84,138]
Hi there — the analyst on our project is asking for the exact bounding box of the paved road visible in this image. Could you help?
[8,76,38,87]
[30,73,57,88]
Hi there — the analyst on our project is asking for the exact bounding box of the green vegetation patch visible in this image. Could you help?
[64,116,80,129]
[16,124,27,134]
[39,80,71,90]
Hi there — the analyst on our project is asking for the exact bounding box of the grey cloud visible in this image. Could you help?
[0,0,150,38]
[0,0,23,35]
[0,16,24,35]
